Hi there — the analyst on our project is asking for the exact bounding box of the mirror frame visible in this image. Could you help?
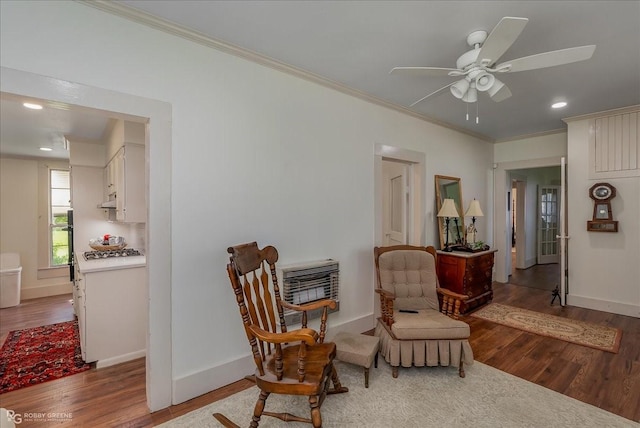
[435,175,465,249]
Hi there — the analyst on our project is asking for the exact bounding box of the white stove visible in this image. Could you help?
[83,248,142,260]
[76,250,146,273]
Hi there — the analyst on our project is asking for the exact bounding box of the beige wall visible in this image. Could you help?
[566,119,639,317]
[0,157,72,299]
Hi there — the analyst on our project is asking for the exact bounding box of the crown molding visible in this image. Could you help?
[563,104,640,123]
[494,128,566,144]
[77,1,492,143]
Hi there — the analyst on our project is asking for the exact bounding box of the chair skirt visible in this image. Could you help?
[375,322,474,368]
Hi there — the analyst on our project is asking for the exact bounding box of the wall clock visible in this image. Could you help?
[587,182,618,232]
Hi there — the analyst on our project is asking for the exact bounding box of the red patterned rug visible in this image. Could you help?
[0,320,90,394]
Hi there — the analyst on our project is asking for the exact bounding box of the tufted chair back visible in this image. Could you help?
[376,248,439,311]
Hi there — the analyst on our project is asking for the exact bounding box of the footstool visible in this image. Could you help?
[333,331,380,388]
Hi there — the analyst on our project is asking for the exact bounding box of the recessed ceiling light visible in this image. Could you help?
[551,102,567,109]
[23,102,43,110]
[39,147,53,151]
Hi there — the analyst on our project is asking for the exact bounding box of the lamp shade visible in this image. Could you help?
[450,79,469,99]
[475,72,495,92]
[461,82,477,103]
[437,198,459,218]
[465,199,484,217]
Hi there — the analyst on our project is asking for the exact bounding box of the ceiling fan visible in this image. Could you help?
[391,17,596,107]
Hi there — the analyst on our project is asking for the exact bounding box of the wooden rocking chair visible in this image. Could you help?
[216,242,348,428]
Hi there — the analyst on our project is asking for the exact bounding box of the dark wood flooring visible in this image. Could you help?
[0,272,638,426]
[509,249,560,291]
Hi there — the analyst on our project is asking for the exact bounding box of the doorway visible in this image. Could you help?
[382,159,410,245]
[374,144,425,246]
[1,66,172,411]
[494,158,564,296]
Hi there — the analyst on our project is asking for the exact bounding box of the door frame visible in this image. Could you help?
[1,67,173,411]
[512,177,527,270]
[493,156,562,283]
[374,144,425,246]
[382,160,410,245]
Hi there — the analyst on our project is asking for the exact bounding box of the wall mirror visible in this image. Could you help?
[435,175,465,249]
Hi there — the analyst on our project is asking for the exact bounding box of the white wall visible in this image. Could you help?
[0,157,73,299]
[494,132,568,163]
[495,128,639,317]
[0,1,493,406]
[566,120,639,317]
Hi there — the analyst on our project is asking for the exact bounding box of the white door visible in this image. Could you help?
[537,185,560,264]
[382,160,409,246]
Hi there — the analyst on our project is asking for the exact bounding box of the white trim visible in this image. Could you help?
[374,144,426,247]
[0,66,173,412]
[495,128,566,144]
[563,104,640,123]
[171,313,375,405]
[21,283,72,300]
[37,266,69,279]
[493,157,562,283]
[79,1,491,143]
[567,294,639,318]
[96,350,146,369]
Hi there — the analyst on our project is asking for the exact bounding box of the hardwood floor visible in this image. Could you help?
[509,249,559,291]
[1,281,638,426]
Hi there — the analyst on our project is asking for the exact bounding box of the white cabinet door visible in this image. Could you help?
[113,147,126,221]
[82,267,147,366]
[103,144,145,223]
[121,143,145,222]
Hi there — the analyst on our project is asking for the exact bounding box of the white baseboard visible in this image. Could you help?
[96,350,146,369]
[21,283,72,300]
[568,294,640,318]
[171,313,375,405]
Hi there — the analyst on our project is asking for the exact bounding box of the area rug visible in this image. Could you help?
[471,303,622,353]
[0,320,90,394]
[157,360,638,427]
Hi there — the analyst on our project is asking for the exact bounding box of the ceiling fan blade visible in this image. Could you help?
[477,17,529,66]
[496,45,596,73]
[410,82,455,107]
[390,67,460,77]
[489,84,512,102]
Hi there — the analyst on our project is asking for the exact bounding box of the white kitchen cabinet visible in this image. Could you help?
[103,143,145,223]
[75,261,147,368]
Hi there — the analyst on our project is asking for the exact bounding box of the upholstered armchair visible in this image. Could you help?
[374,245,474,378]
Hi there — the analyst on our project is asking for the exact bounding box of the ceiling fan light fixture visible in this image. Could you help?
[450,79,470,99]
[475,72,495,91]
[462,82,477,103]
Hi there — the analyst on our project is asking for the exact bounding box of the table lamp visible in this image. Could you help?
[464,199,484,244]
[437,198,459,251]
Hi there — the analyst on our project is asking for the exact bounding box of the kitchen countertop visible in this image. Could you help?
[75,251,146,273]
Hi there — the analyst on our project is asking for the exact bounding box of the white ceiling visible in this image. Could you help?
[116,0,639,141]
[2,1,639,159]
[0,93,112,160]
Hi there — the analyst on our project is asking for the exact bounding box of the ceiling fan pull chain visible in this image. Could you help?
[466,103,469,121]
[476,100,479,124]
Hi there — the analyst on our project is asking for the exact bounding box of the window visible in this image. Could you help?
[50,169,70,266]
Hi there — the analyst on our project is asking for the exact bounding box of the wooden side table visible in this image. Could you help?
[436,249,497,315]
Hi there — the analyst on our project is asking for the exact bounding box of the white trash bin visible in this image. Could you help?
[0,253,22,308]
